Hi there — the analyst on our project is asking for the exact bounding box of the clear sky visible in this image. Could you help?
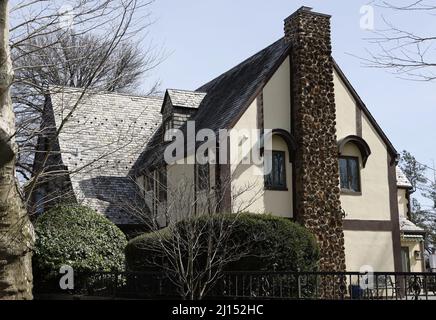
[141,1,436,184]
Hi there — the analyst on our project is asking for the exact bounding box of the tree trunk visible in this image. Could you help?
[0,0,34,300]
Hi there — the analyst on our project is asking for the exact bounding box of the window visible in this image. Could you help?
[157,167,167,202]
[196,163,210,191]
[265,151,287,190]
[163,117,173,141]
[143,174,153,193]
[401,247,411,272]
[339,156,361,193]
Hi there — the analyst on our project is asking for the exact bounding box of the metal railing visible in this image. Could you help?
[220,271,436,300]
[34,271,436,300]
[34,271,176,299]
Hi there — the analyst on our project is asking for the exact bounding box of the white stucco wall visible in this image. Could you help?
[334,70,391,221]
[230,58,293,217]
[230,98,265,213]
[397,188,409,218]
[264,136,293,217]
[401,240,424,272]
[334,69,357,139]
[344,230,395,271]
[334,68,395,272]
[263,57,291,132]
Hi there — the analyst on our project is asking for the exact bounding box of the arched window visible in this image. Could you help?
[338,135,371,167]
[260,129,297,162]
[338,135,371,194]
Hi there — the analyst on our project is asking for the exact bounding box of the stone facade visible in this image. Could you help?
[285,7,346,273]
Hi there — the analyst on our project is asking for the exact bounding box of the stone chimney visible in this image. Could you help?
[285,7,346,273]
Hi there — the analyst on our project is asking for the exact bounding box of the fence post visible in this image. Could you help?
[114,272,118,297]
[297,274,302,299]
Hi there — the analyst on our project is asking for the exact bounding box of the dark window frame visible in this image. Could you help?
[163,116,174,142]
[157,167,167,202]
[265,150,288,191]
[143,174,153,193]
[339,156,361,194]
[401,247,411,272]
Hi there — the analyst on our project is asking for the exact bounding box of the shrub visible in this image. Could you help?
[125,228,172,272]
[34,204,127,277]
[126,213,319,273]
[226,214,319,272]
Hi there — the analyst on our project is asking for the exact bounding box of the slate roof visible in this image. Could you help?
[167,89,206,109]
[194,38,290,132]
[133,38,291,173]
[396,167,413,189]
[49,88,162,225]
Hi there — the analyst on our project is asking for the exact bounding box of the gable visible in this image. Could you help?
[333,61,398,160]
[132,38,291,173]
[161,94,173,120]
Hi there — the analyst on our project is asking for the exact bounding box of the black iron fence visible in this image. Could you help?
[34,271,436,300]
[220,271,436,300]
[34,271,175,299]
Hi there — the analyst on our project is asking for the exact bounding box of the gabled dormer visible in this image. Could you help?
[161,89,206,138]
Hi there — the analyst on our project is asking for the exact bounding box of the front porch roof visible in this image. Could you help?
[400,217,425,235]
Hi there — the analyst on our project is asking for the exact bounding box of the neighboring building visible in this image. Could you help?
[30,88,163,235]
[31,7,425,271]
[396,168,426,272]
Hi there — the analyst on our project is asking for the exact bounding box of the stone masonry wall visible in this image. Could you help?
[285,7,346,273]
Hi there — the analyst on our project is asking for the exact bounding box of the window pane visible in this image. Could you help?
[276,153,285,187]
[158,168,167,201]
[265,151,286,189]
[349,158,360,192]
[339,158,349,189]
[273,153,279,185]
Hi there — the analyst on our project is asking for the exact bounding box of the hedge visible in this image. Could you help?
[126,213,319,273]
[34,204,127,277]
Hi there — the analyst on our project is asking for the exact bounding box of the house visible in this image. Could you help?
[31,6,424,272]
[30,88,163,235]
[397,168,426,272]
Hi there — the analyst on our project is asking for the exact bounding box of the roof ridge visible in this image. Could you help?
[47,85,163,100]
[167,88,207,94]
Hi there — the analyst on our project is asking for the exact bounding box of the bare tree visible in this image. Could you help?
[363,1,436,81]
[0,0,34,300]
[126,168,264,300]
[11,3,162,181]
[1,0,158,299]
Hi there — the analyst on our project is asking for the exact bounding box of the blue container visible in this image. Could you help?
[349,285,364,299]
